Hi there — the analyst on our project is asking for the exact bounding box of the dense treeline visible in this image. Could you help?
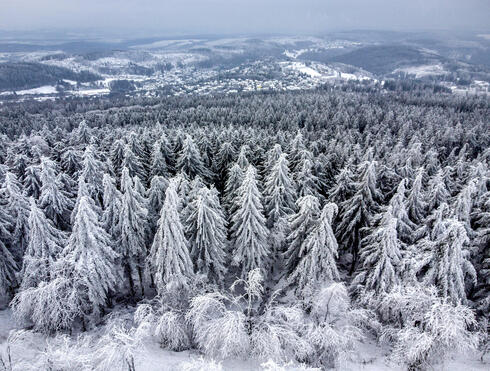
[0,62,101,91]
[0,87,489,369]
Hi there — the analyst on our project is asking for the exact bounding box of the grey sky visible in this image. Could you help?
[1,0,489,35]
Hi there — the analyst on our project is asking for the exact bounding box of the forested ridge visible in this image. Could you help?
[0,87,488,369]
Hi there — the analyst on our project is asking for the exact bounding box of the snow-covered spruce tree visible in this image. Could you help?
[236,145,250,170]
[352,206,402,296]
[60,195,119,325]
[150,139,169,178]
[102,173,122,241]
[177,135,209,181]
[23,164,42,199]
[336,160,382,274]
[289,203,339,297]
[20,198,65,290]
[60,149,82,177]
[1,172,30,261]
[264,153,296,229]
[283,195,321,274]
[214,141,236,191]
[78,144,105,205]
[264,144,283,176]
[451,178,477,237]
[38,157,73,231]
[185,185,227,283]
[0,202,17,300]
[231,165,270,278]
[147,175,169,241]
[149,180,194,294]
[288,130,306,174]
[122,143,146,182]
[110,138,126,180]
[387,178,417,243]
[407,167,427,224]
[472,191,490,313]
[119,167,148,297]
[423,219,476,304]
[427,169,451,212]
[296,158,320,198]
[328,164,356,210]
[223,163,244,216]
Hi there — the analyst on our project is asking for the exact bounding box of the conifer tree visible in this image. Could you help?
[296,158,320,198]
[224,163,244,216]
[336,160,382,274]
[147,175,169,240]
[0,203,16,299]
[22,164,41,199]
[423,219,476,304]
[388,179,417,243]
[427,169,450,212]
[101,174,122,240]
[61,196,118,322]
[150,180,194,293]
[352,206,402,295]
[407,167,427,223]
[38,157,73,230]
[289,203,339,296]
[185,186,227,283]
[264,153,296,229]
[284,195,321,274]
[177,135,209,180]
[150,140,169,178]
[21,198,65,290]
[79,144,105,204]
[1,172,30,260]
[231,165,269,277]
[119,167,148,297]
[123,144,146,182]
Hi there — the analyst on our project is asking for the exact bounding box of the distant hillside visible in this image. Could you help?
[329,45,443,75]
[0,62,101,91]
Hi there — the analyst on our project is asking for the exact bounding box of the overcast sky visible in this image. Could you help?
[1,0,489,35]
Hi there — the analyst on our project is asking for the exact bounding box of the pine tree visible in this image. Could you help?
[289,203,339,297]
[231,165,269,277]
[38,157,73,230]
[61,196,118,323]
[236,145,250,170]
[150,180,194,293]
[352,206,402,295]
[185,186,227,283]
[21,198,65,290]
[284,195,321,274]
[119,167,148,297]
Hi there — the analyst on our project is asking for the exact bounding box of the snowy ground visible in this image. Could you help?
[0,309,486,370]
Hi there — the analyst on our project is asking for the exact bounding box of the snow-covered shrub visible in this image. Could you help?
[378,284,480,369]
[306,283,365,369]
[251,303,312,363]
[93,318,149,371]
[187,292,250,359]
[155,310,191,351]
[179,356,223,371]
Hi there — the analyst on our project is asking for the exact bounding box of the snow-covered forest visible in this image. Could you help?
[0,88,489,370]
